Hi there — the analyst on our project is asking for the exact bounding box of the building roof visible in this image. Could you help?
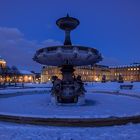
[109,64,140,68]
[19,70,34,75]
[0,56,6,62]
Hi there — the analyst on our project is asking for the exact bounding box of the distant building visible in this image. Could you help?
[18,70,34,83]
[1,56,140,83]
[0,57,6,68]
[75,65,110,82]
[31,71,41,83]
[110,64,140,82]
[41,66,62,82]
[0,57,35,83]
[41,65,110,82]
[41,64,140,82]
[91,65,110,82]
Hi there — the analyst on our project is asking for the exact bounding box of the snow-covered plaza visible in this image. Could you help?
[0,82,140,140]
[0,122,140,140]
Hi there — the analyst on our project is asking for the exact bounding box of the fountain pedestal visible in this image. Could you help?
[61,65,74,82]
[51,65,85,105]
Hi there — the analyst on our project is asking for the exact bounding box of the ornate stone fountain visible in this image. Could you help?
[33,14,102,105]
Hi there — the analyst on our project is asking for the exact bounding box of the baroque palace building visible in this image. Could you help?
[41,64,140,82]
[41,65,110,82]
[110,64,140,82]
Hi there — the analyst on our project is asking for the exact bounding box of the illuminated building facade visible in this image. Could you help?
[0,57,6,68]
[41,66,62,82]
[92,65,110,82]
[110,64,140,82]
[1,57,139,83]
[0,57,35,83]
[0,57,6,83]
[18,70,34,83]
[41,64,140,82]
[41,65,110,82]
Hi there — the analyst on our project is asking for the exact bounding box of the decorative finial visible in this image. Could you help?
[56,15,80,45]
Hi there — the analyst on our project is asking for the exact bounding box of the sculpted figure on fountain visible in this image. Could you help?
[51,74,86,103]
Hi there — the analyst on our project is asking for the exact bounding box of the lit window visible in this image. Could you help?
[128,68,130,71]
[137,68,139,70]
[134,68,136,71]
[131,68,133,71]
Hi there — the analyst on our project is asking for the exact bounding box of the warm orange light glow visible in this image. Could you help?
[95,76,99,81]
[28,76,32,80]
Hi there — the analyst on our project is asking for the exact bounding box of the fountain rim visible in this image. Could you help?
[35,45,102,53]
[33,45,102,66]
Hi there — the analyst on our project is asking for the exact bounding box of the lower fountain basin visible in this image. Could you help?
[0,92,140,118]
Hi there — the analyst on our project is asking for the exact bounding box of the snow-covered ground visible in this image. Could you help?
[24,82,52,88]
[1,81,140,97]
[0,82,140,140]
[0,93,140,118]
[0,122,140,140]
[0,83,51,94]
[0,82,140,118]
[86,82,140,97]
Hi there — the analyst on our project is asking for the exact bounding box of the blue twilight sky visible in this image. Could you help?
[0,0,140,72]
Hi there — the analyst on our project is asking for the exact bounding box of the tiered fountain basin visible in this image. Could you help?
[33,45,102,66]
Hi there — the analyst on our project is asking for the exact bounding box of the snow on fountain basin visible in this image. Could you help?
[0,91,140,118]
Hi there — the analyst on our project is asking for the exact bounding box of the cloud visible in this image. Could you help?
[0,27,124,71]
[0,27,23,40]
[40,39,62,47]
[0,27,61,72]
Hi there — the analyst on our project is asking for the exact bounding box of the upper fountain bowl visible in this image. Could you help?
[56,14,80,31]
